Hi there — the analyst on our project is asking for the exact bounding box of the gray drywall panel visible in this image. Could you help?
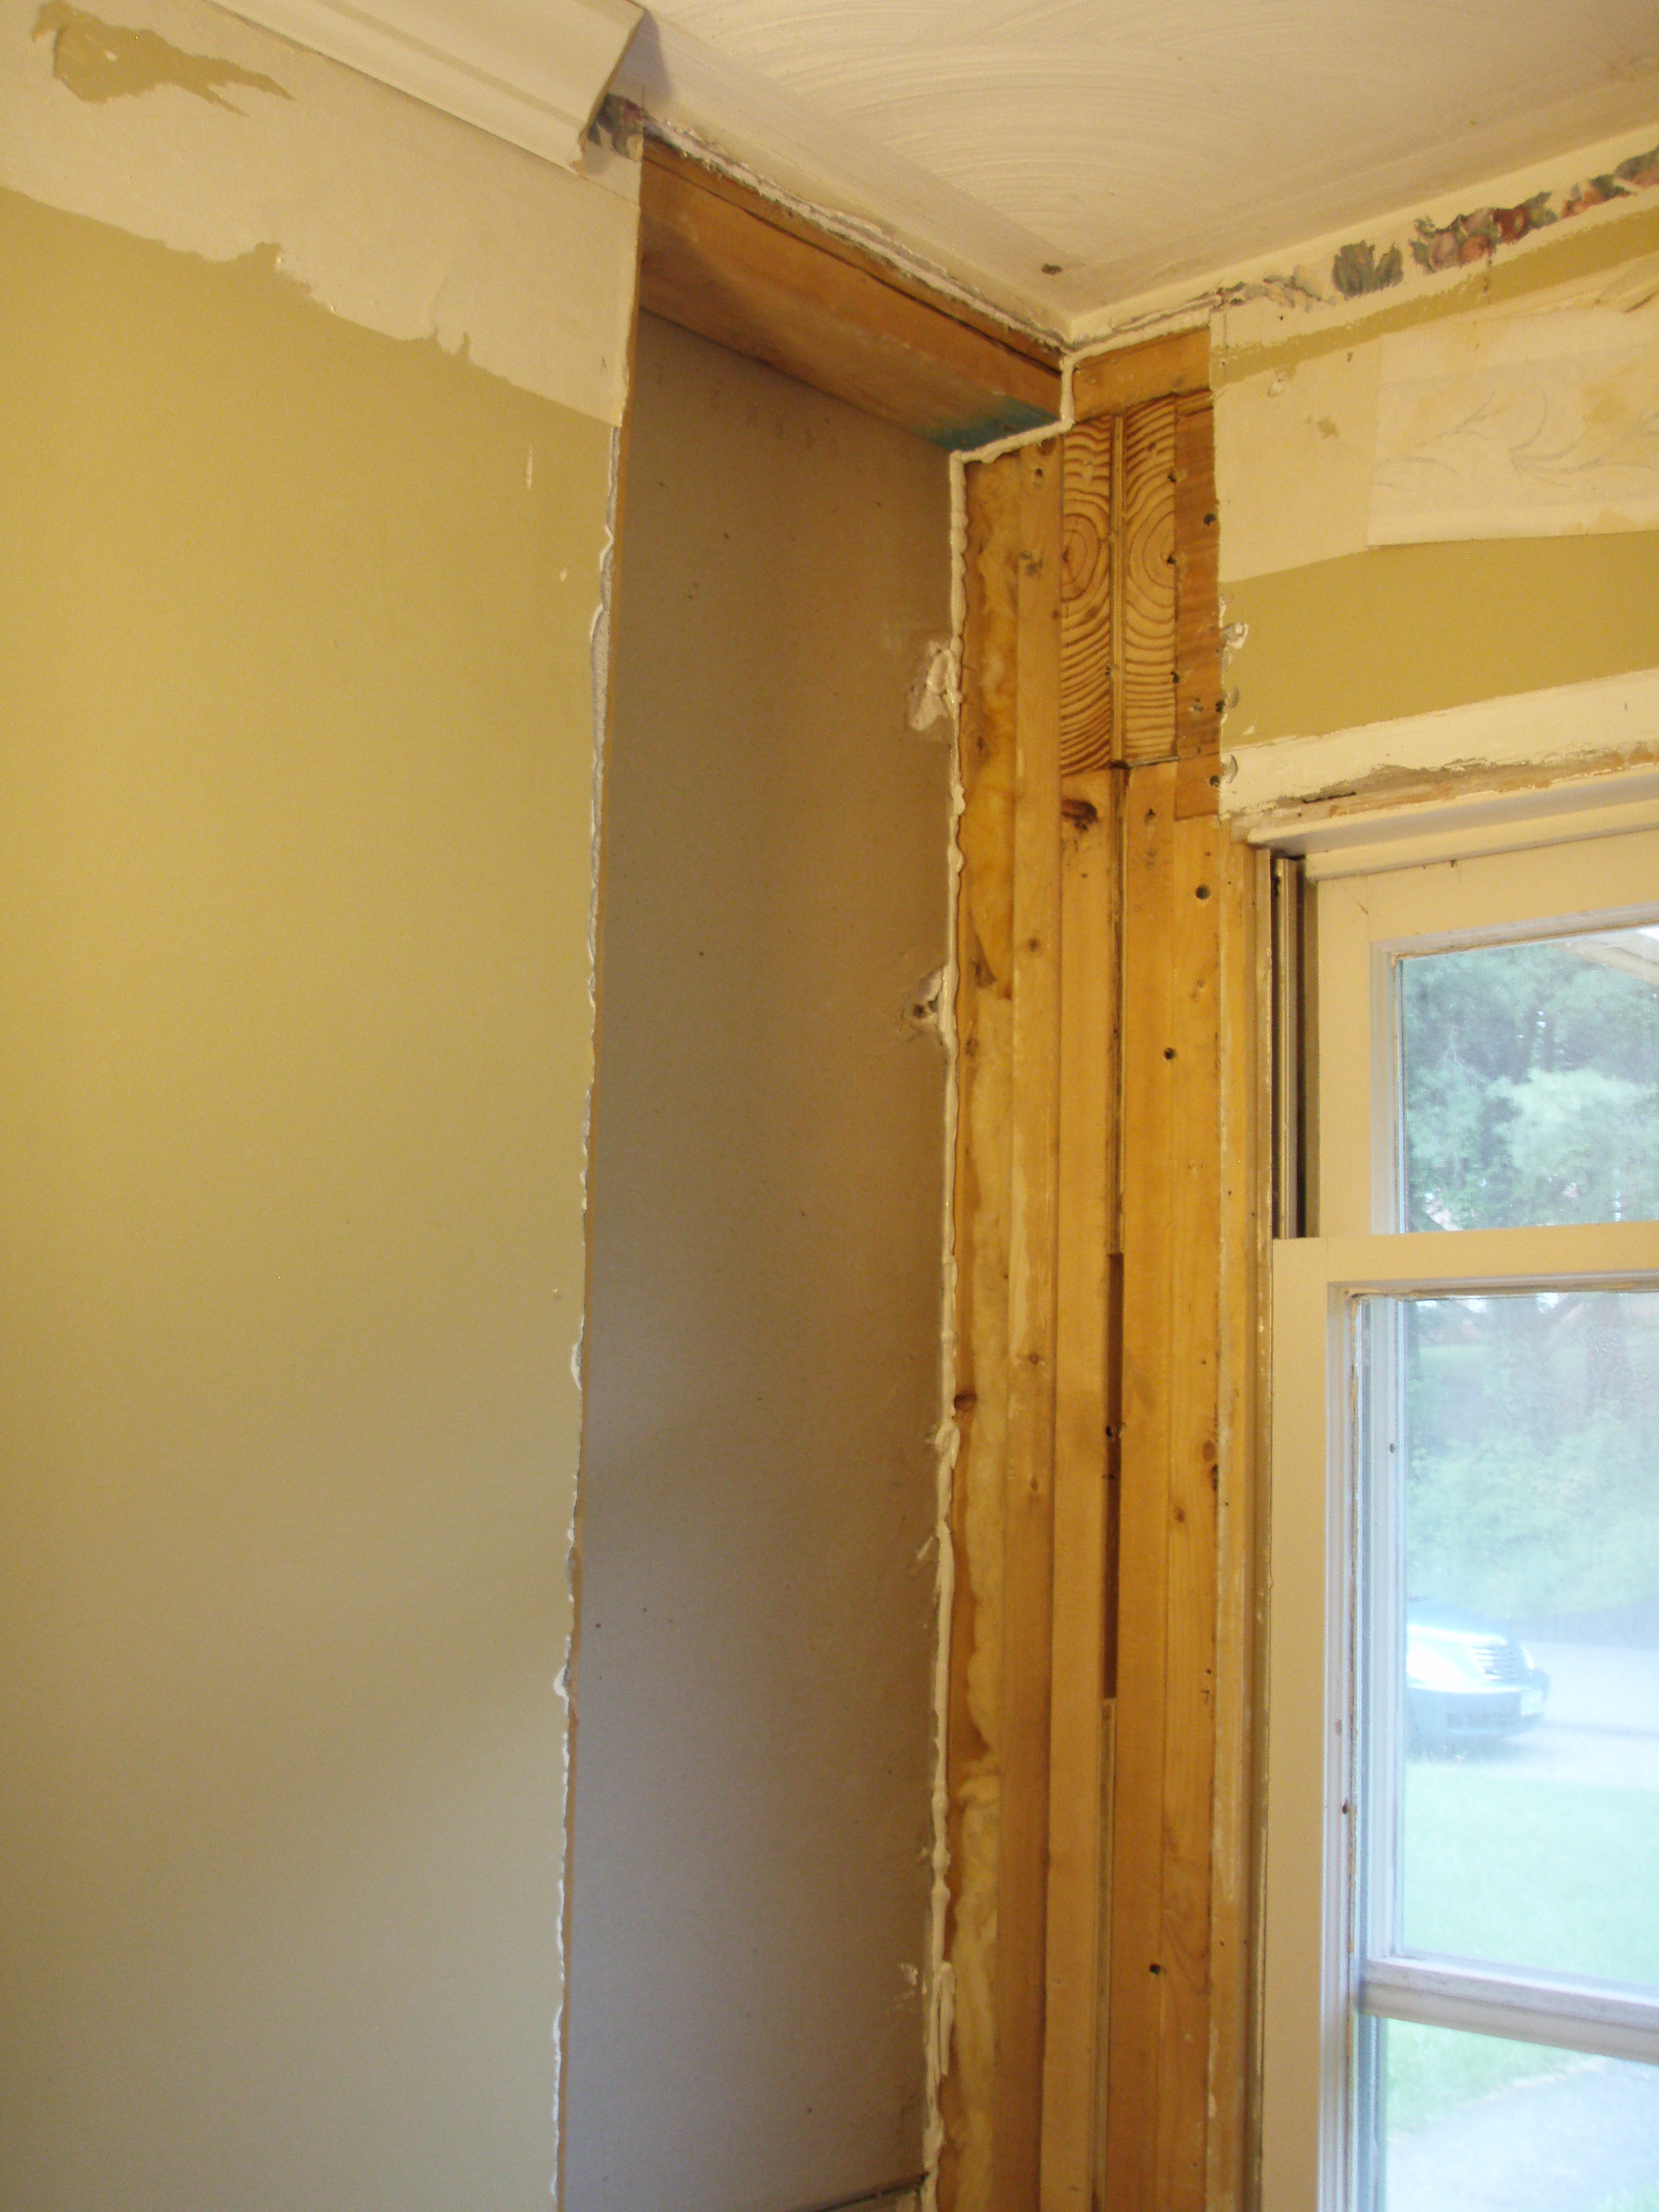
[563,313,953,2212]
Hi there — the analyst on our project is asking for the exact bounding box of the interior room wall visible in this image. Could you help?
[0,6,634,2203]
[1209,140,1659,751]
[564,310,953,2212]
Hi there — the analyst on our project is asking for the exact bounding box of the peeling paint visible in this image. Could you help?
[1221,666,1659,822]
[2,0,639,423]
[33,0,287,107]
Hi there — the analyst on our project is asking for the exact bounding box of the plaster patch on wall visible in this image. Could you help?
[34,0,286,106]
[1370,295,1659,541]
[4,0,637,421]
[1215,343,1381,583]
[909,637,958,734]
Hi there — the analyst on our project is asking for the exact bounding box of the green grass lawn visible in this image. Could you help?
[1403,1761,1659,1985]
[1384,1760,1659,2137]
[1385,2020,1588,2137]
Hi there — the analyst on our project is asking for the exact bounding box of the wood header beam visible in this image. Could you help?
[639,140,1063,448]
[1071,325,1210,423]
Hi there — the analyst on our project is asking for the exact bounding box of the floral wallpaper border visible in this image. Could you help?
[1215,138,1659,316]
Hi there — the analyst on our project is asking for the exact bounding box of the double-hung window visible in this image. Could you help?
[1263,820,1659,2211]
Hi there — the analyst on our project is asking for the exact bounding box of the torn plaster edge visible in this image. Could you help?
[1064,114,1659,374]
[2,0,639,424]
[640,115,1065,357]
[921,453,969,2212]
[1220,666,1659,871]
[552,415,622,2211]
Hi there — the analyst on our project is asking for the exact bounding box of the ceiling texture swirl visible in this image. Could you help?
[611,1,1659,333]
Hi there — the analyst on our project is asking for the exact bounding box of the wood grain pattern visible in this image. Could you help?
[942,449,1022,2212]
[948,354,1260,2212]
[1038,765,1118,2211]
[1059,421,1115,776]
[1071,326,1211,421]
[1154,808,1224,2212]
[1205,837,1265,2212]
[992,437,1065,2212]
[1120,399,1178,764]
[644,141,1062,370]
[639,145,1061,446]
[1106,760,1180,2212]
[1173,392,1223,762]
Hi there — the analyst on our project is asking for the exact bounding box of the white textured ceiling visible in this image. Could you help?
[613,0,1659,333]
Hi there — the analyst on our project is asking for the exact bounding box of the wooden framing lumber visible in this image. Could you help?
[942,449,1021,2212]
[638,140,1062,447]
[1120,398,1179,764]
[946,326,1261,2212]
[1039,757,1119,2211]
[1071,325,1210,422]
[992,440,1064,2212]
[1058,421,1115,777]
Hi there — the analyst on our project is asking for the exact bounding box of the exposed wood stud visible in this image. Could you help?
[1176,749,1225,819]
[992,437,1066,2212]
[1059,423,1115,776]
[948,331,1254,2212]
[1173,392,1223,764]
[1039,755,1119,2207]
[1120,400,1179,764]
[943,449,1022,2212]
[1071,325,1210,422]
[1206,830,1263,2212]
[1106,758,1181,2212]
[638,141,1061,446]
[1154,807,1225,2212]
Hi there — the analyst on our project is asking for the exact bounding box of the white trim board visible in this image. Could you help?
[217,0,640,168]
[1221,668,1659,877]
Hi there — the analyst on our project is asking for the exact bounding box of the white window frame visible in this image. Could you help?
[1261,818,1659,2211]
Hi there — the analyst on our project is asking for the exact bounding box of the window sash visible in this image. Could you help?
[1263,1218,1659,2212]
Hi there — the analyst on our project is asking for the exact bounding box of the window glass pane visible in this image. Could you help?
[1364,1290,1659,1987]
[1399,925,1659,1231]
[1377,2020,1659,2212]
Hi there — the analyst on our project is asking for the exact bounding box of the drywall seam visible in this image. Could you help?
[1064,120,1659,377]
[2,0,639,421]
[1220,667,1659,824]
[641,116,1064,353]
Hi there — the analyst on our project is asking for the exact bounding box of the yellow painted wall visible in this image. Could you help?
[0,173,616,2208]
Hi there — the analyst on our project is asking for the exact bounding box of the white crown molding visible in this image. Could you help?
[1221,667,1659,876]
[217,0,641,169]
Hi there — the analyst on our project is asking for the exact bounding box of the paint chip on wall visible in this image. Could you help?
[33,0,289,107]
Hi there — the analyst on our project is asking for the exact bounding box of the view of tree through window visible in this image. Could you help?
[1400,925,1659,1232]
